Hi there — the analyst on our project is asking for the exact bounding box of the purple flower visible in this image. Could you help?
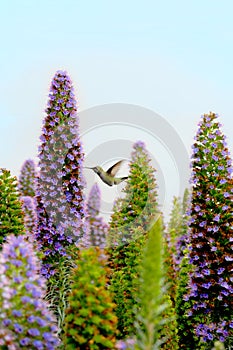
[20,338,30,346]
[12,309,22,317]
[220,179,226,184]
[27,315,36,323]
[3,319,11,326]
[212,155,219,161]
[221,281,230,289]
[28,328,40,336]
[14,323,24,333]
[33,340,43,349]
[222,205,228,211]
[199,221,207,227]
[213,214,220,222]
[202,282,212,289]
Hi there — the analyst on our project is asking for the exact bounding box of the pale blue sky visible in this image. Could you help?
[1,0,233,216]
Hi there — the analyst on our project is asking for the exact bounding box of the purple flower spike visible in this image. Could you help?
[81,183,108,248]
[187,112,233,344]
[0,235,60,348]
[36,71,86,272]
[18,159,38,197]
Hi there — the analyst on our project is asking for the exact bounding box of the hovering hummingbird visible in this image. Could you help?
[84,160,128,186]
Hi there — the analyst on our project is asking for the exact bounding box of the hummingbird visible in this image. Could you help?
[84,160,128,186]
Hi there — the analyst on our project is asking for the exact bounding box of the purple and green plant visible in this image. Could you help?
[35,70,86,334]
[18,159,38,198]
[186,112,233,347]
[0,234,60,349]
[0,169,25,247]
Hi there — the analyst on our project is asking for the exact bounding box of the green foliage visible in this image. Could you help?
[134,217,178,350]
[160,294,179,350]
[64,247,118,349]
[163,196,183,305]
[108,235,146,337]
[0,169,25,247]
[107,141,159,338]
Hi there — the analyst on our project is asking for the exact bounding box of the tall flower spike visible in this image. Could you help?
[18,159,38,197]
[21,196,37,239]
[187,112,233,345]
[0,169,25,247]
[86,183,101,217]
[0,234,60,349]
[81,183,108,248]
[36,70,86,266]
[108,140,159,246]
[107,141,160,337]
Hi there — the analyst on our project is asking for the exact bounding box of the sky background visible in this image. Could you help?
[1,0,233,218]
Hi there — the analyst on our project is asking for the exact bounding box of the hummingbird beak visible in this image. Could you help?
[84,167,94,169]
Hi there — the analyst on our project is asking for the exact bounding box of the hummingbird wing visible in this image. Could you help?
[106,160,124,177]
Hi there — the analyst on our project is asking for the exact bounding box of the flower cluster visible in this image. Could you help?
[18,159,38,197]
[36,70,85,267]
[0,234,59,349]
[195,321,232,343]
[0,169,25,247]
[187,112,233,342]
